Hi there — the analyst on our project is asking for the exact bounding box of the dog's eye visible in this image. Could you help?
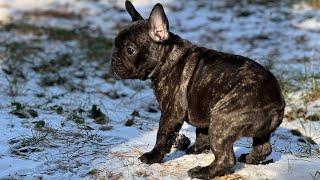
[127,47,135,55]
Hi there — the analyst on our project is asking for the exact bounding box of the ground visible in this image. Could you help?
[0,0,319,179]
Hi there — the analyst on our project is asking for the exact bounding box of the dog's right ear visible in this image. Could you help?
[125,1,144,21]
[148,3,169,42]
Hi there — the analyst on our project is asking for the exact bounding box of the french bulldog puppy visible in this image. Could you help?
[111,1,285,179]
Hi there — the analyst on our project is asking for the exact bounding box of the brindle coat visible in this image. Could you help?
[111,1,285,179]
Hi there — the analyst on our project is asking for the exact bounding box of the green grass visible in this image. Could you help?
[32,53,73,74]
[89,105,109,124]
[3,23,113,61]
[2,23,113,93]
[5,41,43,61]
[3,23,80,41]
[81,36,113,61]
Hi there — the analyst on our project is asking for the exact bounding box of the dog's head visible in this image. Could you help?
[111,1,170,80]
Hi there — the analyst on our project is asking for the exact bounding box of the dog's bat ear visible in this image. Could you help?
[148,3,169,42]
[125,1,144,21]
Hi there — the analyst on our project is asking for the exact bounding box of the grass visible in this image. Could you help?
[9,102,38,118]
[225,0,320,8]
[305,86,320,102]
[81,36,113,61]
[124,118,134,126]
[5,74,26,97]
[68,110,86,125]
[2,41,42,96]
[40,74,68,87]
[291,129,302,136]
[32,53,73,74]
[5,41,43,60]
[23,9,80,19]
[89,105,109,124]
[33,120,46,129]
[3,23,81,41]
[308,0,320,8]
[265,59,320,100]
[3,23,113,61]
[311,170,320,180]
[9,130,49,156]
[88,169,99,175]
[51,105,64,114]
[1,23,113,94]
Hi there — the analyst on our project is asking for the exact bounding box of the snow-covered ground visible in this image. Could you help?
[0,0,319,179]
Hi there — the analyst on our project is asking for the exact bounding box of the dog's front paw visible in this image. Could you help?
[139,150,163,164]
[188,166,211,179]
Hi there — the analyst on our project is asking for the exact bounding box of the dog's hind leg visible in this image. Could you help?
[186,127,210,154]
[239,134,272,164]
[188,115,237,179]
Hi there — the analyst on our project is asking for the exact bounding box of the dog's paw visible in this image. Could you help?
[238,153,250,163]
[188,165,234,179]
[138,150,163,164]
[238,153,273,165]
[186,144,210,154]
[188,166,211,179]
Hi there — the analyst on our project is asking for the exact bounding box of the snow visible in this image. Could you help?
[0,0,319,179]
[295,17,320,32]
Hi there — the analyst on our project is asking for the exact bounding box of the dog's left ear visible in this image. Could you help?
[125,1,143,21]
[148,3,169,42]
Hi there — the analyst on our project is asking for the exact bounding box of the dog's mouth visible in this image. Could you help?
[111,53,130,79]
[111,52,154,80]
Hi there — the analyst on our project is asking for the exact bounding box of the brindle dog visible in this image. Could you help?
[111,1,285,179]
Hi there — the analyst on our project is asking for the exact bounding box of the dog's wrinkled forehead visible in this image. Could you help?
[116,20,150,45]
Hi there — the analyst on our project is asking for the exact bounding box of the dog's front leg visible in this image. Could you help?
[139,112,183,164]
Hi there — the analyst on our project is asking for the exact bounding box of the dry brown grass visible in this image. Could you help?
[219,174,244,180]
[23,10,80,19]
[308,0,320,8]
[305,87,320,102]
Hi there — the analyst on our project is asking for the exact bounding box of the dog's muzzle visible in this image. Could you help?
[111,52,128,79]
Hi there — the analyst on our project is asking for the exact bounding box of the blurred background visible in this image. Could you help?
[0,0,319,179]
